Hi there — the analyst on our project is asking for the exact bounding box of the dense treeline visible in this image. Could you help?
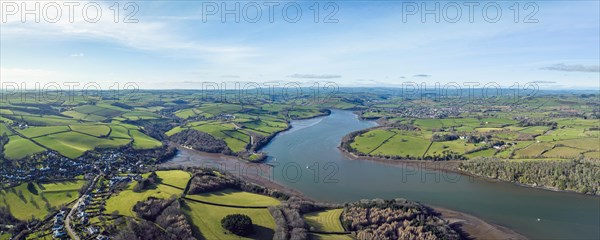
[138,121,174,141]
[187,169,289,200]
[133,197,176,221]
[0,133,8,159]
[170,130,232,154]
[115,198,194,240]
[459,158,600,195]
[516,119,557,128]
[341,199,460,240]
[187,171,238,194]
[133,171,160,192]
[269,197,352,240]
[0,206,26,235]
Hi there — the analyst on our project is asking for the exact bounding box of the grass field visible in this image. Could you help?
[16,126,70,138]
[303,209,346,232]
[185,189,280,207]
[308,233,354,240]
[70,124,111,137]
[519,126,550,135]
[155,170,191,189]
[350,129,396,154]
[193,123,248,152]
[105,183,182,217]
[182,200,276,240]
[427,140,478,156]
[21,115,79,126]
[4,135,46,160]
[536,128,587,142]
[369,131,430,158]
[0,123,13,136]
[35,131,130,159]
[466,148,497,158]
[130,130,162,150]
[514,142,554,158]
[542,147,584,159]
[0,180,85,220]
[555,138,600,152]
[108,125,131,139]
[583,151,599,160]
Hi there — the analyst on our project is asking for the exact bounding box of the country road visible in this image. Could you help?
[65,176,99,240]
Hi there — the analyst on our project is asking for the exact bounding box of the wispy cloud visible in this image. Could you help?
[413,74,431,78]
[220,75,240,79]
[541,63,600,72]
[288,74,341,79]
[70,53,85,57]
[532,80,557,84]
[0,1,254,63]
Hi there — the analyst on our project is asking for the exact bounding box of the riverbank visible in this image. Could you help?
[162,147,527,240]
[434,206,526,240]
[159,147,315,201]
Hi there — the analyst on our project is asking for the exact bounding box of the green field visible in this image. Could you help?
[155,170,191,189]
[16,126,70,138]
[0,180,85,220]
[427,140,478,156]
[70,124,111,137]
[309,233,354,240]
[35,131,130,159]
[186,189,280,207]
[182,200,276,240]
[0,123,13,136]
[542,147,584,159]
[350,129,396,154]
[105,183,182,217]
[193,123,248,152]
[108,125,132,139]
[21,115,79,126]
[4,135,46,160]
[368,130,431,158]
[131,130,162,150]
[303,209,346,232]
[514,142,554,158]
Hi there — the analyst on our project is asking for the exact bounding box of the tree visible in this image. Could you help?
[221,214,254,236]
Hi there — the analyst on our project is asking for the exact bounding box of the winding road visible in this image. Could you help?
[65,176,99,240]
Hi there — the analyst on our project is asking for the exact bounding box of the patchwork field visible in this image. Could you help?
[4,135,46,160]
[0,180,85,220]
[70,124,111,137]
[16,126,70,138]
[35,131,131,159]
[303,209,346,232]
[182,200,276,240]
[105,182,183,217]
[370,132,430,157]
[185,189,280,207]
[130,130,162,150]
[155,170,191,189]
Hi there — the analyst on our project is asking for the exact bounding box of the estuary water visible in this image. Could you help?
[261,109,600,239]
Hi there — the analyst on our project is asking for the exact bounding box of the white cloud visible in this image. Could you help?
[0,1,255,63]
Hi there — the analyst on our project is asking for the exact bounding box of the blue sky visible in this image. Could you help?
[1,1,599,89]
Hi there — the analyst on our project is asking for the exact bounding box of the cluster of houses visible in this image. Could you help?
[76,194,110,240]
[108,174,141,189]
[51,211,67,238]
[1,147,153,190]
[76,195,93,225]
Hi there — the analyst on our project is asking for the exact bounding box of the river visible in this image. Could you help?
[259,110,599,239]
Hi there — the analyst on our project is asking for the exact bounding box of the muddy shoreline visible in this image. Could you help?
[161,147,527,240]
